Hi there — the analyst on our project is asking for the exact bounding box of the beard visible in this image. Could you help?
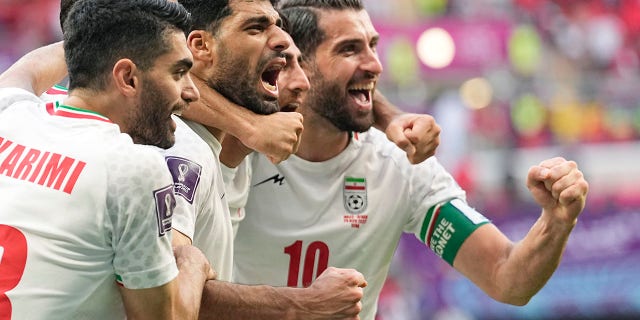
[305,70,374,133]
[207,44,279,115]
[128,79,184,149]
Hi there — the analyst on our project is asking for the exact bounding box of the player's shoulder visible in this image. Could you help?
[101,136,168,175]
[116,142,167,167]
[355,127,444,175]
[354,128,411,162]
[0,87,40,113]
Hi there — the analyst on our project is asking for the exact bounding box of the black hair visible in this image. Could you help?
[179,0,280,34]
[63,0,192,91]
[278,0,363,58]
[59,0,75,32]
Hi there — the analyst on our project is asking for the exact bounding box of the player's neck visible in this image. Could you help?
[296,113,349,162]
[63,90,113,120]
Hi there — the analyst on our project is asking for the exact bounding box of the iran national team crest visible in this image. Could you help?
[343,177,367,214]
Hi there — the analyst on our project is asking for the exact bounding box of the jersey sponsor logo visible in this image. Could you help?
[253,173,285,187]
[0,136,86,194]
[165,156,201,204]
[343,177,367,214]
[153,185,175,237]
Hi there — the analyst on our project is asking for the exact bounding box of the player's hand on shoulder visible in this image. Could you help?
[302,267,366,319]
[245,111,304,164]
[173,245,217,281]
[526,157,589,224]
[385,113,441,164]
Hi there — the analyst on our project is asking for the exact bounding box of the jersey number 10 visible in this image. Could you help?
[284,240,330,287]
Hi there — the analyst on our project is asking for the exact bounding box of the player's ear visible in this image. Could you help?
[187,30,215,63]
[112,59,139,97]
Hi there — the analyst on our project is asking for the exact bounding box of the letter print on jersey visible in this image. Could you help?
[420,199,490,265]
[154,185,175,237]
[166,156,202,204]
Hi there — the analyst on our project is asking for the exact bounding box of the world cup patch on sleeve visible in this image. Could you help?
[165,156,202,204]
[153,185,175,237]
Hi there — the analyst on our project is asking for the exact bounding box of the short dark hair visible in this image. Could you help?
[59,0,75,32]
[179,0,280,35]
[279,0,363,58]
[63,0,191,91]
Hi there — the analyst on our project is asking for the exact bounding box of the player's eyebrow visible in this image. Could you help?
[242,14,282,28]
[172,58,193,71]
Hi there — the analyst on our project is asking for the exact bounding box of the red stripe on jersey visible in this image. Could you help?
[45,87,67,95]
[425,206,442,247]
[45,102,112,123]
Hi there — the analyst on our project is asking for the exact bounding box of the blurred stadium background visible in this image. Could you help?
[2,0,639,319]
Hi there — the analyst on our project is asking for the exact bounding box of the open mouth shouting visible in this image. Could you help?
[347,82,375,110]
[261,60,285,99]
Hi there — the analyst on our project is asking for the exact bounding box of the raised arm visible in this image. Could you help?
[372,90,440,164]
[180,76,303,164]
[0,41,67,95]
[220,134,253,168]
[453,157,589,305]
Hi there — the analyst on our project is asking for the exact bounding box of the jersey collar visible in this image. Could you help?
[46,101,112,123]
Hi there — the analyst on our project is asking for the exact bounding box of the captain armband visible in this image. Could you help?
[419,198,490,266]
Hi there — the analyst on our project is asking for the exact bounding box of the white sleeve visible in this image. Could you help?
[108,147,179,289]
[0,87,40,113]
[222,154,253,233]
[163,154,203,242]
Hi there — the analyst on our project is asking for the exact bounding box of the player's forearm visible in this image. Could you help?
[174,246,212,319]
[494,212,575,305]
[0,41,67,94]
[198,280,319,320]
[176,274,206,320]
[180,84,257,143]
[220,135,253,168]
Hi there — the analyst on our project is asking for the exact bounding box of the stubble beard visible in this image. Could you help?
[208,45,279,115]
[306,71,374,133]
[129,79,180,149]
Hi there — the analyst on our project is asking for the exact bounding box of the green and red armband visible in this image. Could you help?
[420,199,490,265]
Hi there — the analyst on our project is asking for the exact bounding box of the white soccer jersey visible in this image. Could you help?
[162,117,234,281]
[38,84,68,102]
[0,88,178,319]
[221,159,250,235]
[233,128,488,320]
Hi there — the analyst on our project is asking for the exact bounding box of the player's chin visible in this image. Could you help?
[154,126,177,149]
[353,115,374,132]
[156,134,176,149]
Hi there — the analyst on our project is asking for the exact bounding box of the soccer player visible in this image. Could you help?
[0,1,214,319]
[227,1,590,319]
[163,0,369,318]
[42,0,369,318]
